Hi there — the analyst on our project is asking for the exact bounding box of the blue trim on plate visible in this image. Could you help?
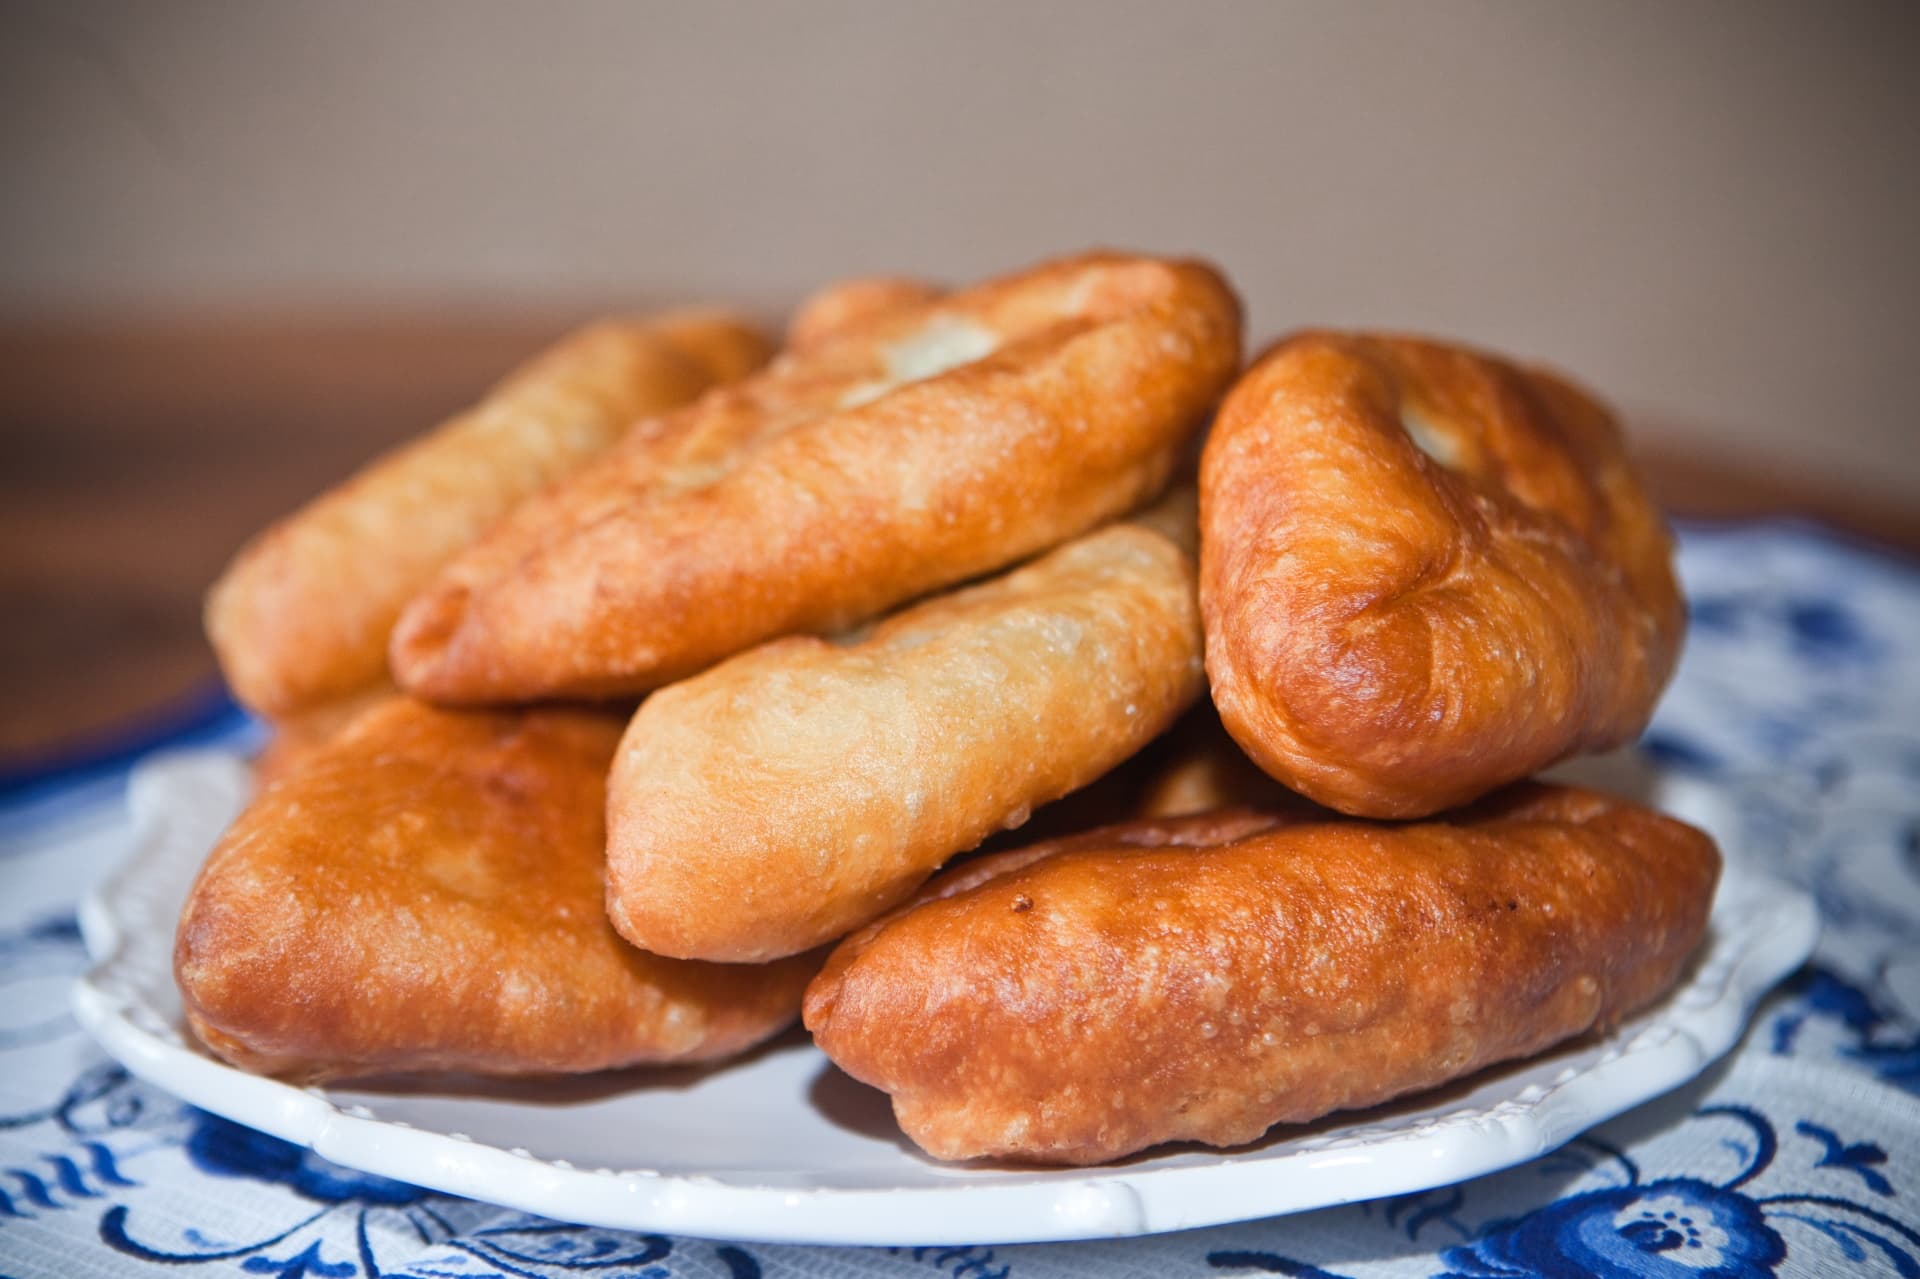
[0,683,260,845]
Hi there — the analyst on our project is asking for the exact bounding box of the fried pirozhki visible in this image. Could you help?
[1201,332,1684,817]
[206,311,771,715]
[391,251,1241,703]
[175,700,816,1083]
[605,520,1206,963]
[805,784,1719,1165]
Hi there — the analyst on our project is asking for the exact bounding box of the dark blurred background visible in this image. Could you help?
[3,0,1917,762]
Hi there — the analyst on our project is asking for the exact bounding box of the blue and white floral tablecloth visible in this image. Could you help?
[3,521,1917,1279]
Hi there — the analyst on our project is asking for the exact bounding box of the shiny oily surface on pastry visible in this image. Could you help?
[1201,332,1685,818]
[606,519,1206,963]
[391,251,1242,703]
[174,700,816,1083]
[805,784,1720,1165]
[206,311,771,716]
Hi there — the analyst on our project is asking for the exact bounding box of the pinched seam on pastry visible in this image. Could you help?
[1199,331,1684,818]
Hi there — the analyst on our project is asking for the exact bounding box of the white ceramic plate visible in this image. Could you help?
[72,750,1816,1247]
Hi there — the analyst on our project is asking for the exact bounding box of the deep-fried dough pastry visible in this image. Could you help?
[391,252,1242,703]
[206,311,771,715]
[805,784,1719,1165]
[786,276,944,352]
[605,520,1206,963]
[1201,332,1684,817]
[175,700,816,1082]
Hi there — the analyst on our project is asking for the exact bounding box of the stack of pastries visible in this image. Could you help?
[175,251,1718,1166]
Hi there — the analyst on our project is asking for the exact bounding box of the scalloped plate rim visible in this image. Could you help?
[70,749,1817,1246]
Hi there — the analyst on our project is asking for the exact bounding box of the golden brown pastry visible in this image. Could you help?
[805,784,1719,1165]
[391,251,1242,703]
[175,699,816,1083]
[1200,332,1684,818]
[605,520,1206,963]
[786,276,944,352]
[206,311,771,716]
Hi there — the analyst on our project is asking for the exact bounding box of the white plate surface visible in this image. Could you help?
[72,749,1816,1246]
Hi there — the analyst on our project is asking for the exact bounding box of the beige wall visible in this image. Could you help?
[4,0,1916,502]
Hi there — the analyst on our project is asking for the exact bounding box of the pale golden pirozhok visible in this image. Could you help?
[606,514,1206,963]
